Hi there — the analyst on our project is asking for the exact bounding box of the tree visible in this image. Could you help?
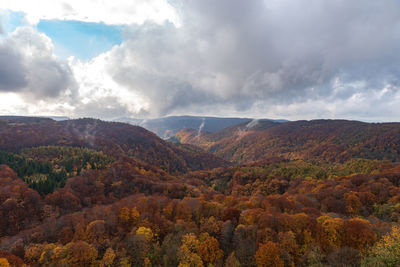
[318,216,344,249]
[0,258,10,267]
[342,218,376,251]
[362,226,400,266]
[302,245,325,267]
[225,252,240,267]
[118,207,131,228]
[136,227,153,242]
[64,241,98,267]
[126,232,150,266]
[85,220,106,244]
[178,234,204,267]
[25,244,45,265]
[233,224,257,266]
[255,241,284,267]
[344,192,362,215]
[198,233,223,266]
[37,241,98,266]
[100,248,116,267]
[278,231,300,266]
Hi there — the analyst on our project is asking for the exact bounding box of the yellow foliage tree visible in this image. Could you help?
[136,227,153,242]
[38,241,98,267]
[361,225,400,266]
[0,258,10,267]
[25,244,45,264]
[178,233,204,267]
[100,248,116,267]
[131,207,140,225]
[198,233,223,265]
[118,206,140,228]
[255,241,284,267]
[318,216,344,248]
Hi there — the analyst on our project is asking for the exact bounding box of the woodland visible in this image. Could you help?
[1,117,400,266]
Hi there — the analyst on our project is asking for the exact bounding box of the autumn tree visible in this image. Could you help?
[37,241,98,266]
[233,224,257,266]
[178,233,204,267]
[198,233,223,266]
[225,252,240,267]
[344,192,362,215]
[100,248,116,267]
[362,226,400,266]
[0,258,10,267]
[255,241,284,267]
[342,218,377,251]
[125,228,154,266]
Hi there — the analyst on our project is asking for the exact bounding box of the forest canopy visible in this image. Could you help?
[0,118,400,266]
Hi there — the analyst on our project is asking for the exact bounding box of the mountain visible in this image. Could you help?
[115,115,287,138]
[0,117,228,173]
[0,116,54,124]
[45,116,70,121]
[175,119,400,164]
[1,116,400,266]
[0,115,69,123]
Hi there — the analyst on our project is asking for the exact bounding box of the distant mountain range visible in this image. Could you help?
[114,115,288,138]
[0,115,70,122]
[174,119,400,164]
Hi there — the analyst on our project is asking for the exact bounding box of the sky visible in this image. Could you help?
[0,0,400,121]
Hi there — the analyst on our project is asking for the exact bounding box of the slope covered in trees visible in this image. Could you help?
[1,157,400,266]
[0,146,113,195]
[175,119,400,164]
[0,117,228,174]
[1,117,400,266]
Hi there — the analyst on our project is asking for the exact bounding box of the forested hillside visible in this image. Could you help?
[1,117,400,266]
[0,146,113,195]
[0,117,228,174]
[175,119,400,164]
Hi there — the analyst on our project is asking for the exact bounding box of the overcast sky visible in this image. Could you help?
[0,0,400,121]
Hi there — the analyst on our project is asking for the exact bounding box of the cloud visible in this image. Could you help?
[0,0,179,25]
[0,26,76,100]
[69,53,146,119]
[2,0,400,121]
[93,0,400,119]
[0,44,27,90]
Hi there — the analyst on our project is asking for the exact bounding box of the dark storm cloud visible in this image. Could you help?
[0,26,76,99]
[106,0,400,117]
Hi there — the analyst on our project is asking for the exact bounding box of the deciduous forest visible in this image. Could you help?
[1,117,400,266]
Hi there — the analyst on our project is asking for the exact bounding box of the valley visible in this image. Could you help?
[0,116,400,266]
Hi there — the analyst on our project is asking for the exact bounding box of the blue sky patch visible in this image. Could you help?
[1,11,26,33]
[37,20,124,60]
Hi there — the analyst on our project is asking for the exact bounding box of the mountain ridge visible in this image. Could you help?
[0,117,229,173]
[174,119,400,164]
[114,115,288,138]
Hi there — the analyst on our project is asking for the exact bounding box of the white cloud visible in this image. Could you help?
[0,26,76,99]
[0,24,147,119]
[70,52,147,118]
[2,0,400,122]
[94,0,400,120]
[0,0,179,25]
